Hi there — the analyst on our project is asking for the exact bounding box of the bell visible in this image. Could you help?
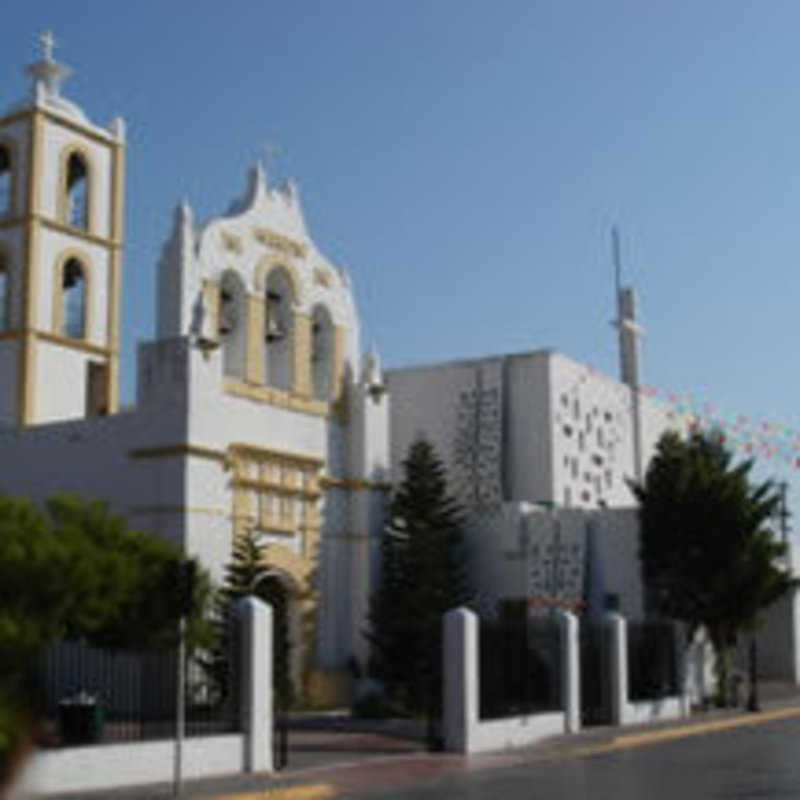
[265,316,284,342]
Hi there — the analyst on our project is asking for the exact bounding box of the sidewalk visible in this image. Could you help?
[37,684,800,800]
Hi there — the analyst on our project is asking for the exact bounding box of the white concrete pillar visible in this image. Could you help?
[557,610,580,734]
[443,607,478,753]
[605,612,628,726]
[238,596,273,773]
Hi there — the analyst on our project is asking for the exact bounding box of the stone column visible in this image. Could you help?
[293,311,312,398]
[246,296,265,385]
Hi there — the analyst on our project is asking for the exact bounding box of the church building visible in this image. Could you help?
[0,36,390,705]
[2,34,798,706]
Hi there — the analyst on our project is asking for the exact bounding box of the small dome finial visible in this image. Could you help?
[27,29,71,99]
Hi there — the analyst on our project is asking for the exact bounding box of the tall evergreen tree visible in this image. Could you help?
[209,531,294,711]
[367,437,471,742]
[631,429,796,704]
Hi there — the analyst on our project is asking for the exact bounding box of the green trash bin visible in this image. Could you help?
[58,691,104,745]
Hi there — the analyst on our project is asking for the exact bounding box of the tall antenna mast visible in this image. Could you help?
[612,226,622,298]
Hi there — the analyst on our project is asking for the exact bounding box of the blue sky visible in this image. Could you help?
[4,1,800,513]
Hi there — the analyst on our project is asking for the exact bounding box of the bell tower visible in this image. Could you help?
[0,31,125,427]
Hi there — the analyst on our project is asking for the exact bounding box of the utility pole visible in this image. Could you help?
[174,560,195,798]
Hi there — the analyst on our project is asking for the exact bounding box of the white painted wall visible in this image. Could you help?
[505,352,552,503]
[465,503,646,621]
[23,736,246,796]
[34,341,95,423]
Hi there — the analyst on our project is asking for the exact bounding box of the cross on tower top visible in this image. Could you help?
[27,28,71,99]
[40,29,56,62]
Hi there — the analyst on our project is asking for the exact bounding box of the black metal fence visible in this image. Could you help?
[580,620,612,725]
[627,621,679,702]
[35,640,240,747]
[479,616,562,720]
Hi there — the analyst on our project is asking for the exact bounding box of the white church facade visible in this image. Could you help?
[0,38,389,705]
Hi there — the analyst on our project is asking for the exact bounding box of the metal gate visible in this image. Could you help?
[580,620,612,726]
[273,708,289,769]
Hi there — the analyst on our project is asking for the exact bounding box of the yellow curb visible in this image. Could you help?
[213,782,337,800]
[550,706,800,762]
[609,705,800,749]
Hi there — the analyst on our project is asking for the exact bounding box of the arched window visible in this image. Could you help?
[310,304,334,400]
[219,270,247,380]
[62,258,86,339]
[264,267,294,391]
[0,253,8,332]
[0,146,10,217]
[65,152,89,230]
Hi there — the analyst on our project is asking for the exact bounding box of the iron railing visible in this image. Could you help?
[35,640,240,747]
[479,616,562,720]
[627,620,679,701]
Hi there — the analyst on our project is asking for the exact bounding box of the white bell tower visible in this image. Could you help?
[0,31,125,427]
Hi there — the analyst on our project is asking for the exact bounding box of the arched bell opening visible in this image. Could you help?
[263,267,294,391]
[218,270,247,380]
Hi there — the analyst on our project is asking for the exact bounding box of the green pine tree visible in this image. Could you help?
[209,531,294,711]
[367,437,471,742]
[631,429,797,705]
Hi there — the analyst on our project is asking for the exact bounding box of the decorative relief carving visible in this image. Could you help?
[253,226,307,259]
[452,364,503,516]
[527,522,585,615]
[221,231,243,254]
[314,266,333,288]
[228,443,323,548]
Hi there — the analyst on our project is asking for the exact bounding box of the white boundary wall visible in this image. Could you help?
[443,607,578,754]
[605,612,689,726]
[21,596,273,797]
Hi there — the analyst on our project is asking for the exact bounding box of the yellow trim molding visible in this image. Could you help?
[18,109,43,426]
[105,139,125,414]
[0,214,121,248]
[245,294,265,384]
[293,311,312,398]
[0,327,116,356]
[332,325,345,402]
[224,378,330,417]
[234,475,322,499]
[35,329,113,357]
[228,442,323,467]
[254,256,303,302]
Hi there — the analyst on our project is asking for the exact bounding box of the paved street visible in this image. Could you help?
[343,716,800,799]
